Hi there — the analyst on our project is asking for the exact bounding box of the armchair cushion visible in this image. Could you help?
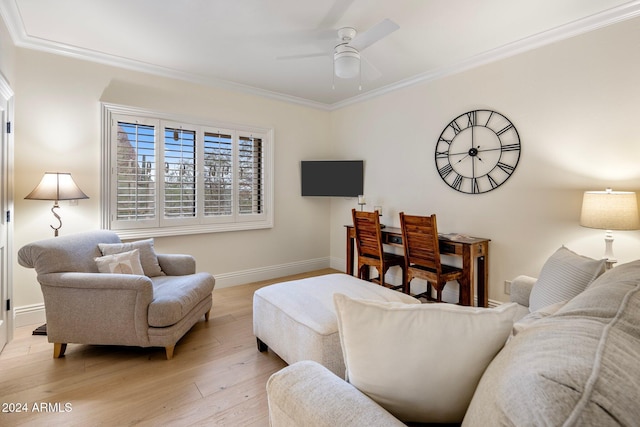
[333,293,517,424]
[95,249,145,275]
[529,246,605,312]
[99,238,165,277]
[148,273,215,327]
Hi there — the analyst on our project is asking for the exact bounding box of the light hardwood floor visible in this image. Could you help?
[0,268,339,426]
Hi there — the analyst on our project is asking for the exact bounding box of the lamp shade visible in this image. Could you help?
[25,172,89,201]
[580,189,640,230]
[334,45,360,79]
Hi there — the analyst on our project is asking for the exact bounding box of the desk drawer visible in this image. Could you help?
[386,234,403,245]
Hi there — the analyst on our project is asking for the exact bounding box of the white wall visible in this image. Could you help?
[328,16,640,303]
[5,14,640,320]
[12,49,333,314]
[0,14,15,84]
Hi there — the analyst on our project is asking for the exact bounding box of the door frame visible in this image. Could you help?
[0,74,15,349]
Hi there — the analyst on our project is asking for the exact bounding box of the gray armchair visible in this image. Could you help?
[18,230,215,359]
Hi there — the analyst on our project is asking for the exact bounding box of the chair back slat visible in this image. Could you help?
[352,209,384,259]
[399,213,442,273]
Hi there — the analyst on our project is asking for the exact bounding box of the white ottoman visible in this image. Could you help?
[253,273,420,378]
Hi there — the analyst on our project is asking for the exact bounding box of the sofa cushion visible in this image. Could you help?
[463,260,640,426]
[148,273,215,327]
[333,294,517,424]
[99,238,165,277]
[529,246,605,312]
[94,249,145,275]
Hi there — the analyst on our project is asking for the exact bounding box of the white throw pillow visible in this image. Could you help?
[333,294,518,424]
[99,238,165,277]
[528,246,605,312]
[95,249,145,275]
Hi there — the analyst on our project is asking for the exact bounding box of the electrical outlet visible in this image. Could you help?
[504,280,512,295]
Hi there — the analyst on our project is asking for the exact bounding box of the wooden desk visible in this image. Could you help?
[346,226,490,307]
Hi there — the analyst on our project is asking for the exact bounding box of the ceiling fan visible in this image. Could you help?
[278,18,400,82]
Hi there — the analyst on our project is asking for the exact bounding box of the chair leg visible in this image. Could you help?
[53,343,67,358]
[401,267,408,293]
[204,309,211,321]
[165,345,175,360]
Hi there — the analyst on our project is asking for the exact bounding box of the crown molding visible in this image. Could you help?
[331,0,640,110]
[2,0,639,111]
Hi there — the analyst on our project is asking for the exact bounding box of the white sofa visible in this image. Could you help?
[267,249,640,425]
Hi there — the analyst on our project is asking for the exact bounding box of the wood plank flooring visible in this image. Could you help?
[0,268,339,426]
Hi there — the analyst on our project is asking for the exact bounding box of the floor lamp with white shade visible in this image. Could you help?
[24,172,89,335]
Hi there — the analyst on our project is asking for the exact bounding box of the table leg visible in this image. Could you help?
[462,244,473,306]
[477,243,489,307]
[346,232,354,276]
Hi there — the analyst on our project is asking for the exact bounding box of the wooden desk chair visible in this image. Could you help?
[399,212,468,304]
[352,209,406,292]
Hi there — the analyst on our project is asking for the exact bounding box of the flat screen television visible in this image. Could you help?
[301,160,364,197]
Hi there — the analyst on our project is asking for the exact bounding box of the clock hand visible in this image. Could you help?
[476,146,502,153]
[456,154,470,163]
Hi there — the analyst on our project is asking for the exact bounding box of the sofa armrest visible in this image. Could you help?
[157,254,196,276]
[37,272,154,345]
[267,361,404,427]
[510,275,537,308]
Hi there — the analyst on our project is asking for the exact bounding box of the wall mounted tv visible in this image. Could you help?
[301,160,364,197]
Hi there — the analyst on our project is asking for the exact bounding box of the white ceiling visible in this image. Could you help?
[2,0,639,109]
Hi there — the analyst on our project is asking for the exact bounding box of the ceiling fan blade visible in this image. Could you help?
[351,18,399,51]
[317,0,356,29]
[276,52,329,61]
[361,55,382,82]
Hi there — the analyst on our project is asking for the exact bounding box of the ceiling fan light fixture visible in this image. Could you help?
[334,45,360,79]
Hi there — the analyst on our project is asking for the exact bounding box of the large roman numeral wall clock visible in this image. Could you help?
[435,109,521,194]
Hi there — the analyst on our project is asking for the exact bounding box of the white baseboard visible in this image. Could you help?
[330,256,503,307]
[14,303,46,328]
[14,257,331,327]
[14,256,502,327]
[201,257,332,289]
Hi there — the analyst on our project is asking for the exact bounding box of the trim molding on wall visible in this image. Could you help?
[2,1,639,111]
[15,255,504,327]
[14,303,45,328]
[14,257,331,327]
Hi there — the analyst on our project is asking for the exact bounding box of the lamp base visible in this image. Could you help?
[603,231,617,270]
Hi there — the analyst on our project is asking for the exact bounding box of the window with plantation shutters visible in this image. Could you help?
[203,131,233,217]
[163,126,196,220]
[102,104,273,238]
[238,134,263,215]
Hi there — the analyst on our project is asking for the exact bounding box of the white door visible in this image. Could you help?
[0,76,14,352]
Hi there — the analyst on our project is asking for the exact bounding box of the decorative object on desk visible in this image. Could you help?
[357,194,366,211]
[374,205,385,228]
[435,110,520,194]
[25,172,89,237]
[580,188,639,268]
[25,171,89,337]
